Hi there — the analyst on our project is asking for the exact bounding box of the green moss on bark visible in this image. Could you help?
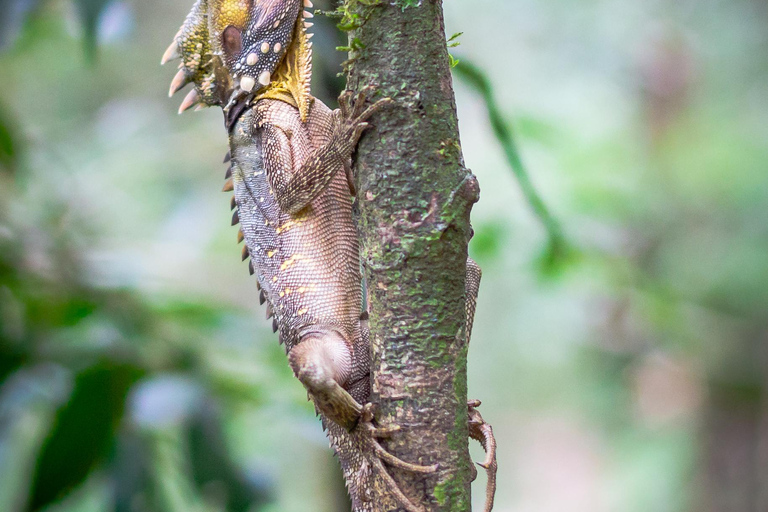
[343,0,478,510]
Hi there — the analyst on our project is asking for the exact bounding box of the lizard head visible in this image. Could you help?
[163,0,315,123]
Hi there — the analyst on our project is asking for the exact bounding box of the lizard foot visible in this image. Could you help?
[359,403,438,512]
[468,399,497,512]
[162,1,220,113]
[336,86,394,195]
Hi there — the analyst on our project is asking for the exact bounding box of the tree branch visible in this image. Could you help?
[344,1,477,510]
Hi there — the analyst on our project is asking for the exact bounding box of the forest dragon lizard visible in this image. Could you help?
[162,0,496,510]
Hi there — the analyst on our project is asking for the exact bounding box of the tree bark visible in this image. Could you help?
[344,1,479,510]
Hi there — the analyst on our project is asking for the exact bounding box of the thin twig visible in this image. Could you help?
[453,59,569,271]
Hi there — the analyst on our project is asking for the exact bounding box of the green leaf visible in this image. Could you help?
[447,31,463,48]
[0,345,25,386]
[0,103,18,174]
[28,362,145,511]
[72,0,112,60]
[188,404,273,512]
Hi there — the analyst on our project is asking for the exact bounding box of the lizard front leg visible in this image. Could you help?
[258,89,392,215]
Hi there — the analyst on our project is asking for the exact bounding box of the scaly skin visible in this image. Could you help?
[465,258,497,512]
[164,2,436,511]
[162,1,496,510]
[230,86,436,512]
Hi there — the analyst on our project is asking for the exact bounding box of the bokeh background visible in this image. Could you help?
[1,0,767,511]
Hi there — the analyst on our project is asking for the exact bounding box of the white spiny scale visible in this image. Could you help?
[178,89,200,114]
[241,76,256,92]
[304,22,313,28]
[258,71,271,86]
[304,0,313,7]
[303,10,313,18]
[161,41,180,65]
[169,68,188,97]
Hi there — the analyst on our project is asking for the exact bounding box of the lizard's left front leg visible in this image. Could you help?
[258,90,392,215]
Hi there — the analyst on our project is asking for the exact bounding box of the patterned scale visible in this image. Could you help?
[165,1,490,509]
[210,0,301,91]
[231,98,362,356]
[229,97,374,511]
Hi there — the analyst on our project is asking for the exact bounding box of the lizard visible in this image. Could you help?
[162,1,497,510]
[162,2,436,510]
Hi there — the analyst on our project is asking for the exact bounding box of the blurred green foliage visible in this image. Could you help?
[0,134,275,511]
[72,0,111,59]
[0,0,767,512]
[454,60,572,275]
[0,106,17,172]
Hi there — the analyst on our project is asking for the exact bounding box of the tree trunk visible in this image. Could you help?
[697,333,768,512]
[343,1,479,510]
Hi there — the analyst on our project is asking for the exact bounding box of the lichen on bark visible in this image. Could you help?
[343,0,479,510]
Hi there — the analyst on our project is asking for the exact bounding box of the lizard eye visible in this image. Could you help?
[222,25,243,56]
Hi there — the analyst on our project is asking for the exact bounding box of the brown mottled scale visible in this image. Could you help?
[229,97,374,510]
[231,98,364,371]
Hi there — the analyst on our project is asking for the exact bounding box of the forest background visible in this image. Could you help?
[1,0,767,511]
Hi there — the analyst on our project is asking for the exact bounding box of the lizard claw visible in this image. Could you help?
[336,87,394,194]
[468,400,497,512]
[338,89,355,118]
[337,85,394,146]
[358,403,437,512]
[360,403,438,474]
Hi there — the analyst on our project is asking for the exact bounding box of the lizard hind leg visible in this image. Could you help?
[289,328,438,512]
[288,327,363,430]
[468,400,497,512]
[354,403,438,512]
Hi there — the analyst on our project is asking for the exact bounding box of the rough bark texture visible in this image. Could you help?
[344,1,478,510]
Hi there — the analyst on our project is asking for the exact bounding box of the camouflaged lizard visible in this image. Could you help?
[162,1,496,510]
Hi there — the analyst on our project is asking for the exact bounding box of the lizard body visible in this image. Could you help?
[164,2,436,510]
[163,1,496,510]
